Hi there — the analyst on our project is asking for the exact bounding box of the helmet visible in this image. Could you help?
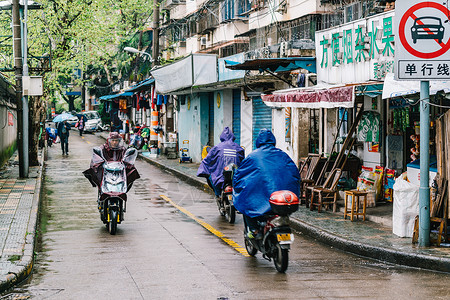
[107,132,123,149]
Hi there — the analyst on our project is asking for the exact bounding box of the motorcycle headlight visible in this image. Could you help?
[271,216,290,227]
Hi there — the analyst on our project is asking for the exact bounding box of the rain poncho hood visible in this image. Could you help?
[197,127,245,190]
[233,129,300,218]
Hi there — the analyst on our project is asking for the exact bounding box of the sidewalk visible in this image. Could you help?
[138,152,450,273]
[0,150,44,292]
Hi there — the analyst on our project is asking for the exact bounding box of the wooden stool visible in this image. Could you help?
[344,190,368,221]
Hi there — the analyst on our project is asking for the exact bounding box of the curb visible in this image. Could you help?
[139,155,213,195]
[289,217,450,273]
[0,148,46,292]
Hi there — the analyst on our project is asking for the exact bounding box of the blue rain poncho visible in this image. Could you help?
[197,127,245,190]
[233,130,300,218]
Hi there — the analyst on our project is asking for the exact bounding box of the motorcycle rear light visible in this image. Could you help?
[224,186,233,193]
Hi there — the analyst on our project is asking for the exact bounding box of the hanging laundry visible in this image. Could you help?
[157,94,163,106]
[119,98,127,113]
[143,93,150,110]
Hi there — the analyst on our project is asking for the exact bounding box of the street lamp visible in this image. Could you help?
[124,47,153,62]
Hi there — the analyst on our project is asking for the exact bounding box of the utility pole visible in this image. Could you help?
[12,0,28,178]
[152,0,160,68]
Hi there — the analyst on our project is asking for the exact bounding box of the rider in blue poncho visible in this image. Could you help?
[197,127,245,196]
[233,129,300,235]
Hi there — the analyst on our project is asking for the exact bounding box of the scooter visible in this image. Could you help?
[217,163,237,223]
[83,147,139,235]
[243,190,299,273]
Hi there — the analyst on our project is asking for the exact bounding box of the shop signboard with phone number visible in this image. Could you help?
[395,0,450,80]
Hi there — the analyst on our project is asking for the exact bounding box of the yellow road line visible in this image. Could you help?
[86,141,91,144]
[160,194,250,257]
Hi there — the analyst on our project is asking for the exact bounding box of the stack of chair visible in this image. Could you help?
[309,168,342,213]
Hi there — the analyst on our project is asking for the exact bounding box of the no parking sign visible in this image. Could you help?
[395,0,450,80]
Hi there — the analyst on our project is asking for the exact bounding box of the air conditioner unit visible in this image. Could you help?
[200,36,207,46]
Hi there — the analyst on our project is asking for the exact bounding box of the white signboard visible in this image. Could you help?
[315,11,395,84]
[395,0,450,80]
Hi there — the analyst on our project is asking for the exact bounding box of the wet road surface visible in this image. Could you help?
[2,133,450,299]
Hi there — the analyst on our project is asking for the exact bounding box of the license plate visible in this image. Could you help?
[227,194,233,201]
[277,233,291,242]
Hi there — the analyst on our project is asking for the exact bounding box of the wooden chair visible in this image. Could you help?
[309,168,342,212]
[299,154,321,207]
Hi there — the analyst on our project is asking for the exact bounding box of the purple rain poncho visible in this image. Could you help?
[197,127,245,190]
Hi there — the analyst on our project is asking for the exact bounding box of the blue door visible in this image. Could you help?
[232,89,241,145]
[252,97,272,150]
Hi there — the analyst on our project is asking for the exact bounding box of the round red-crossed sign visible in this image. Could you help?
[399,2,450,59]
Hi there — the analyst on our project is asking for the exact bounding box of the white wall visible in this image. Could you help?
[212,21,248,44]
[272,108,294,160]
[240,97,253,157]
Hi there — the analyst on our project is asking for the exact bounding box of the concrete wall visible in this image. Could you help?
[213,90,232,145]
[177,93,209,162]
[291,108,310,166]
[0,102,17,166]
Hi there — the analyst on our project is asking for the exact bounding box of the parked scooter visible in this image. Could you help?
[83,147,139,235]
[217,163,237,223]
[243,190,299,273]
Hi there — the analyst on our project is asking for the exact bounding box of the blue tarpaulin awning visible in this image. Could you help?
[125,78,155,92]
[225,57,316,74]
[99,91,133,101]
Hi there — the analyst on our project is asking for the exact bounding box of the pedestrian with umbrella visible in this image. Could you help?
[53,113,73,155]
[76,113,87,136]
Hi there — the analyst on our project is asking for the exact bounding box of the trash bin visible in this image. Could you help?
[392,174,419,238]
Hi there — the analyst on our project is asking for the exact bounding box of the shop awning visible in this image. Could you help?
[125,78,155,93]
[225,57,316,74]
[99,91,133,101]
[382,73,450,99]
[355,84,384,98]
[150,54,218,94]
[261,84,355,108]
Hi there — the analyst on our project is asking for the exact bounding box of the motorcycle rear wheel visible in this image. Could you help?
[108,210,118,235]
[244,238,258,256]
[226,204,236,224]
[273,243,289,273]
[217,197,225,216]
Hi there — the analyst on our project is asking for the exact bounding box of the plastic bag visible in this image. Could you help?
[357,166,376,192]
[392,173,419,237]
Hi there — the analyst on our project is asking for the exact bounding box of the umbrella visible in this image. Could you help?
[53,113,74,123]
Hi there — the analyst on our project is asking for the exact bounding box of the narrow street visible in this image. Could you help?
[4,132,450,299]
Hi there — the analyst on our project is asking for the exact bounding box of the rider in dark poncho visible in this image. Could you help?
[233,129,300,235]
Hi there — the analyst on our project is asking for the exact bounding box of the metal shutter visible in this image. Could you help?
[232,89,241,145]
[252,97,272,150]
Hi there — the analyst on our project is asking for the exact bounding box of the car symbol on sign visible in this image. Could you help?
[411,16,445,44]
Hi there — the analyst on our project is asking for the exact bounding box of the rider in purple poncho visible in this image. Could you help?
[197,127,245,196]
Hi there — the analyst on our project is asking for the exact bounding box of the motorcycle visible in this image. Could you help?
[83,147,139,235]
[243,190,299,273]
[217,163,237,223]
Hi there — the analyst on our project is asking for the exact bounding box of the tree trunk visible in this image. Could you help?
[28,96,46,166]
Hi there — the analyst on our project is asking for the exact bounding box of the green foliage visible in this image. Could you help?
[0,0,155,103]
[97,101,110,125]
